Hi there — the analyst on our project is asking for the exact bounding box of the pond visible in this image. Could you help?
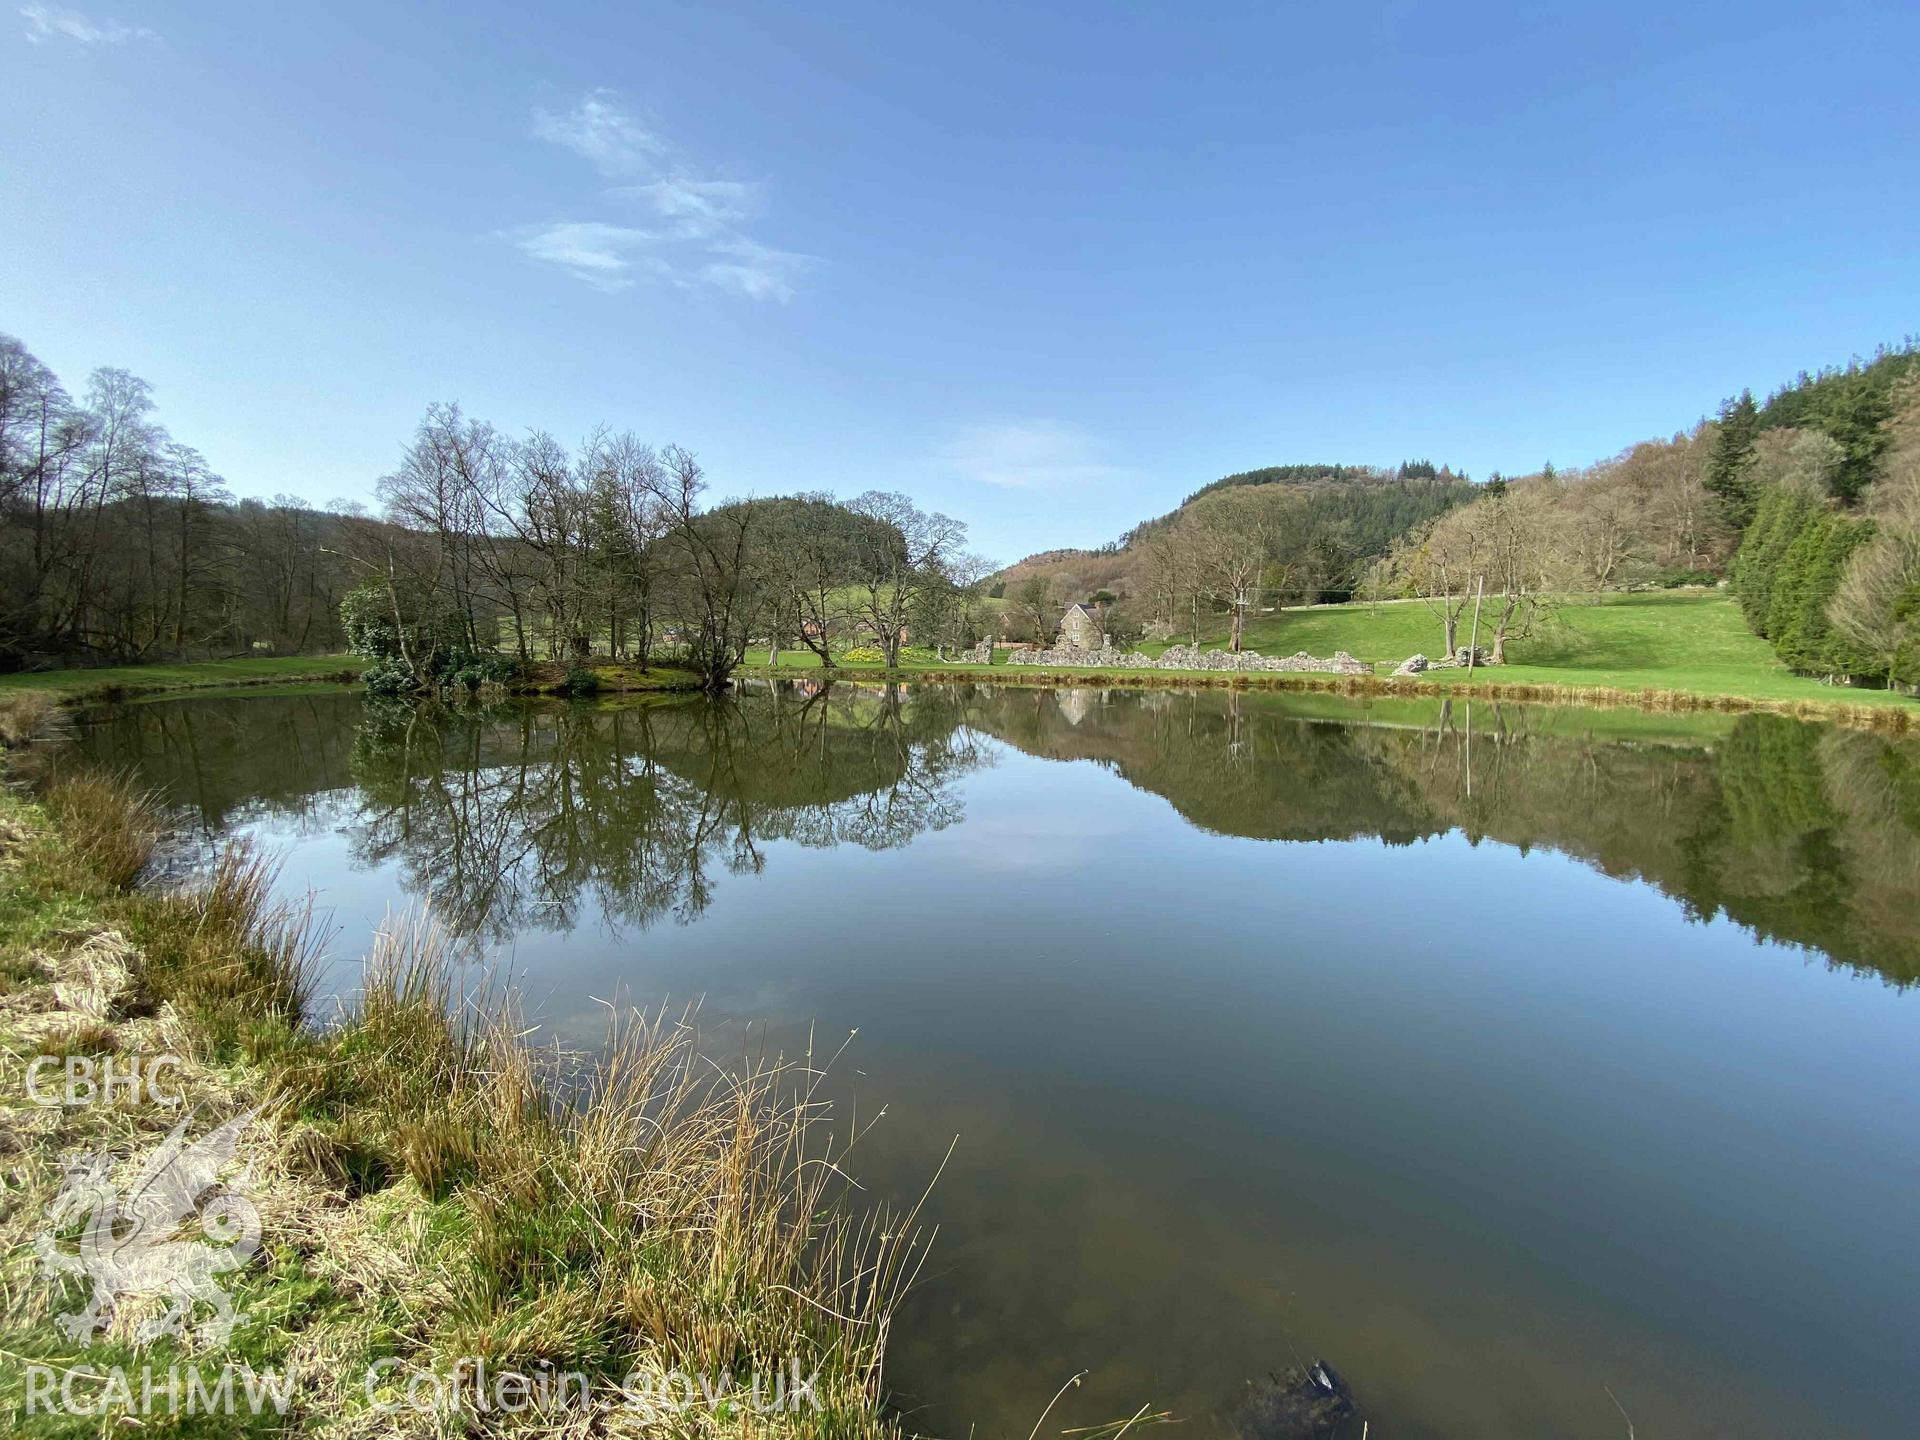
[76,682,1920,1440]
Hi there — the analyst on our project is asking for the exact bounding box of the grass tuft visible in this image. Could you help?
[0,698,925,1439]
[0,690,59,750]
[40,770,159,891]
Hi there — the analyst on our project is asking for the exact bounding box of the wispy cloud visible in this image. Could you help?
[626,176,760,235]
[531,90,664,178]
[19,3,156,44]
[509,222,667,292]
[939,421,1136,490]
[697,238,807,302]
[515,90,808,301]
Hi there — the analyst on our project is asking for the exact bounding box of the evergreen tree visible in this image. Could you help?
[1818,379,1894,504]
[1730,485,1817,636]
[1753,343,1920,503]
[1767,513,1877,676]
[1706,390,1761,525]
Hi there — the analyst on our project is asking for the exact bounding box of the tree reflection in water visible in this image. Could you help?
[344,681,988,938]
[75,681,1920,979]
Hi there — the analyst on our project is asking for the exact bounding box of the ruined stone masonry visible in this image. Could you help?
[1393,646,1490,675]
[1005,643,1372,675]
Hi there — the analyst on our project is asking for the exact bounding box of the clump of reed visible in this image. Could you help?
[0,690,58,750]
[120,844,322,1039]
[40,770,160,891]
[269,913,926,1433]
[1,699,925,1439]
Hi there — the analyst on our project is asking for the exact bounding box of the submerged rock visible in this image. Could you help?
[1221,1362,1359,1440]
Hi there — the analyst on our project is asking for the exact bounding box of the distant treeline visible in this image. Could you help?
[1179,457,1462,508]
[0,331,985,686]
[10,319,1917,690]
[1122,462,1474,551]
[0,333,365,668]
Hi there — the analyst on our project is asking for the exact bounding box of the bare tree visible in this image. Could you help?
[1007,573,1053,644]
[646,446,757,689]
[1186,490,1280,652]
[586,433,667,665]
[1399,506,1486,657]
[1480,484,1556,662]
[1560,477,1641,596]
[377,403,500,655]
[749,493,877,668]
[510,430,595,659]
[1136,523,1208,643]
[845,491,969,666]
[1833,464,1920,689]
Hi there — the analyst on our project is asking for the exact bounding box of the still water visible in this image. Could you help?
[78,682,1920,1439]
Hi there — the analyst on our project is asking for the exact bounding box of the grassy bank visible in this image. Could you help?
[0,657,362,705]
[0,698,915,1438]
[0,655,709,707]
[742,593,1917,729]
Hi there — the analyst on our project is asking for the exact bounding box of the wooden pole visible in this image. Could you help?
[1467,574,1485,674]
[1464,699,1472,800]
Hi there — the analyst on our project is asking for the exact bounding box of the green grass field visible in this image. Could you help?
[1201,591,1912,706]
[0,655,358,700]
[746,593,1916,713]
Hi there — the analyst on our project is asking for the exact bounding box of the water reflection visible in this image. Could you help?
[346,684,988,938]
[80,683,1920,981]
[981,686,1920,982]
[71,682,1920,1439]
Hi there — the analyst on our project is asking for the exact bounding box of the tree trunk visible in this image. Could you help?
[1490,595,1519,664]
[509,598,530,661]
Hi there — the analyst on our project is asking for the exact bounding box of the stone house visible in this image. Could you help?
[1056,602,1106,651]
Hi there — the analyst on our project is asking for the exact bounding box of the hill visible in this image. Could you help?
[989,462,1475,616]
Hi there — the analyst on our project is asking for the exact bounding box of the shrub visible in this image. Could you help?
[1656,568,1719,588]
[341,579,483,691]
[361,659,414,698]
[562,666,601,697]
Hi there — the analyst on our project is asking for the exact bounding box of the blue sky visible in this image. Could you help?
[3,1,1916,563]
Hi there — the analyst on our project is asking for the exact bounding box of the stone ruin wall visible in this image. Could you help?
[1004,643,1372,675]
